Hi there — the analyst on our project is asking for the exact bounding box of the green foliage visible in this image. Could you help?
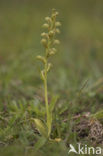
[32,118,47,137]
[34,136,47,152]
[91,110,103,123]
[0,1,103,156]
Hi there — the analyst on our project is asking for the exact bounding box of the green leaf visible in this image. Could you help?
[32,118,47,137]
[36,55,46,64]
[49,95,59,112]
[34,136,47,152]
[47,95,59,136]
[91,110,103,122]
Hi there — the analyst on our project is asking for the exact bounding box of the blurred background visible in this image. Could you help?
[0,0,103,155]
[0,0,103,96]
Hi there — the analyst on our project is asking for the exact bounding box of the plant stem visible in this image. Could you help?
[44,61,49,132]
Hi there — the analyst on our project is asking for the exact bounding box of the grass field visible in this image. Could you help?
[0,0,103,155]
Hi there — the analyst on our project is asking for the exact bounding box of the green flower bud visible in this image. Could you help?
[56,28,60,34]
[41,32,47,37]
[49,30,55,37]
[52,13,56,19]
[54,40,60,45]
[41,70,45,80]
[47,63,52,72]
[42,23,49,28]
[48,48,57,56]
[49,51,55,56]
[36,55,46,64]
[52,11,59,18]
[55,22,61,27]
[41,39,47,47]
[52,48,57,52]
[55,12,59,16]
[45,17,51,22]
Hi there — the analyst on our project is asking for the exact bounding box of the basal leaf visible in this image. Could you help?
[32,118,47,137]
[34,136,47,152]
[49,95,59,112]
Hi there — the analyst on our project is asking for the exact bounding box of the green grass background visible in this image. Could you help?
[0,0,103,155]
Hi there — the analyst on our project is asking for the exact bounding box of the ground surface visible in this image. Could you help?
[0,0,103,156]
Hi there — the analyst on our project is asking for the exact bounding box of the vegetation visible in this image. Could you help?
[0,1,103,156]
[36,9,61,138]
